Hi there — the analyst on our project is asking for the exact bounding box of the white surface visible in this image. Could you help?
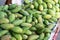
[12,0,22,5]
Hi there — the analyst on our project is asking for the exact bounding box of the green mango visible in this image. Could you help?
[15,13,23,18]
[20,9,29,16]
[22,35,28,39]
[11,6,21,13]
[43,14,52,19]
[55,12,60,18]
[9,4,17,10]
[34,1,39,9]
[35,23,45,29]
[24,0,30,4]
[11,27,23,33]
[13,19,23,25]
[27,9,35,14]
[37,0,43,4]
[12,33,22,40]
[47,3,52,8]
[58,0,60,4]
[42,2,47,9]
[44,28,51,33]
[55,6,59,12]
[28,35,39,40]
[43,0,52,2]
[0,30,8,37]
[0,12,7,18]
[48,23,55,29]
[48,9,55,17]
[26,14,32,23]
[38,33,44,40]
[39,5,43,11]
[30,27,37,31]
[44,20,50,25]
[9,14,15,22]
[33,17,38,24]
[53,0,58,3]
[22,16,26,22]
[51,17,57,22]
[11,37,16,40]
[1,24,14,30]
[21,23,32,28]
[38,15,43,23]
[44,33,50,40]
[30,4,34,9]
[0,18,9,24]
[3,5,9,10]
[24,30,32,35]
[48,19,54,23]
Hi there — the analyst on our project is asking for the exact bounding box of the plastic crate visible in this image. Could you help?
[49,19,60,40]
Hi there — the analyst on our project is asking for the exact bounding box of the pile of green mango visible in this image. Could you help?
[0,0,60,40]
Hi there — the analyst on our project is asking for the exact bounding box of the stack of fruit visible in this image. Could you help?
[0,0,60,40]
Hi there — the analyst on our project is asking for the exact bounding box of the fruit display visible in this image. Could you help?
[0,0,60,40]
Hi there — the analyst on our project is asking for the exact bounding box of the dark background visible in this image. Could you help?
[0,0,60,40]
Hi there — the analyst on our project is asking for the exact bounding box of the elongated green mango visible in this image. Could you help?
[33,17,38,24]
[47,3,52,8]
[11,27,23,33]
[35,23,45,29]
[44,20,50,25]
[44,33,50,40]
[0,30,8,37]
[11,6,21,13]
[0,12,7,18]
[42,2,47,9]
[44,28,51,33]
[24,0,30,4]
[3,5,9,10]
[28,35,39,40]
[22,16,26,22]
[1,24,14,30]
[21,23,32,27]
[24,30,32,35]
[38,15,43,23]
[43,14,52,19]
[0,18,9,24]
[38,33,44,40]
[15,13,23,18]
[30,27,37,31]
[20,9,29,16]
[48,23,55,29]
[37,0,43,4]
[9,4,17,10]
[13,19,23,25]
[48,9,55,16]
[43,0,52,2]
[27,14,32,23]
[9,14,15,22]
[12,33,22,40]
[39,5,43,11]
[53,0,58,3]
[34,1,39,9]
